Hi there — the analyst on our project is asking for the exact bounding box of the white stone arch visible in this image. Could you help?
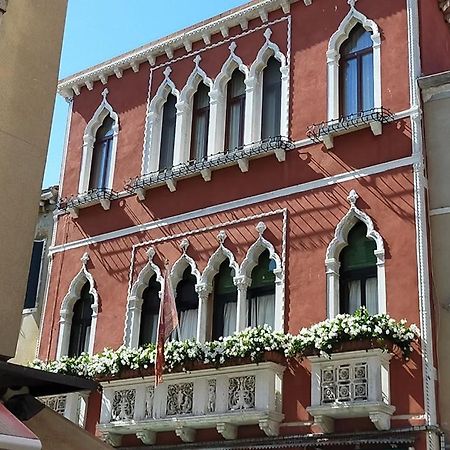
[196,231,240,341]
[247,28,289,142]
[327,3,381,121]
[124,248,163,348]
[325,190,386,319]
[79,89,119,194]
[143,67,180,174]
[237,222,284,332]
[56,253,99,358]
[208,42,249,156]
[176,56,214,165]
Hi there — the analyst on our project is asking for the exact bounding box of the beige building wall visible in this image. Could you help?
[0,0,67,358]
[421,72,450,440]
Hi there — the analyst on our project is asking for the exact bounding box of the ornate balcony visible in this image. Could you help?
[39,392,87,427]
[306,108,395,150]
[125,136,295,200]
[58,188,119,218]
[307,349,395,434]
[98,361,285,447]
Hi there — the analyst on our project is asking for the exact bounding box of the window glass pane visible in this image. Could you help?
[341,57,358,116]
[159,93,177,171]
[340,222,377,271]
[139,274,161,346]
[175,267,198,340]
[89,115,114,190]
[225,70,246,151]
[190,83,210,161]
[24,240,44,309]
[212,260,237,339]
[361,52,374,111]
[341,25,372,55]
[261,57,282,139]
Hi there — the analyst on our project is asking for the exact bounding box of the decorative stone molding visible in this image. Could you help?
[307,349,395,433]
[247,28,289,143]
[78,89,119,194]
[57,0,300,98]
[209,42,249,156]
[98,362,285,444]
[56,253,99,358]
[325,190,386,318]
[124,247,163,348]
[171,244,201,289]
[143,67,180,175]
[327,2,381,121]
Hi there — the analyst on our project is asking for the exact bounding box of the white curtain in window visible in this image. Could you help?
[150,315,159,344]
[178,309,198,341]
[223,302,237,337]
[83,325,91,353]
[365,277,378,315]
[348,280,361,314]
[248,294,275,328]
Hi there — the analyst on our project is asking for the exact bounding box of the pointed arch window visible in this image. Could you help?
[175,266,199,341]
[340,24,374,117]
[159,93,177,171]
[247,250,276,328]
[190,83,210,162]
[261,57,282,139]
[339,221,378,314]
[139,274,161,346]
[68,282,94,358]
[225,69,246,151]
[89,115,114,190]
[212,260,237,340]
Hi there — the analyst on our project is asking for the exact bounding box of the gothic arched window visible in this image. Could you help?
[225,69,246,151]
[159,93,177,171]
[138,274,161,346]
[190,82,210,161]
[261,57,282,139]
[340,24,374,117]
[339,221,378,314]
[212,260,237,340]
[175,266,199,340]
[247,250,275,328]
[68,282,94,357]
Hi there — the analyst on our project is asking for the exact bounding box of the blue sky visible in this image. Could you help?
[43,0,247,187]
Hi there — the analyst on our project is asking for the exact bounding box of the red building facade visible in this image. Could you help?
[38,0,450,448]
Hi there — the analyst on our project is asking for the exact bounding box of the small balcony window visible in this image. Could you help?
[159,93,177,171]
[139,274,161,347]
[190,82,210,161]
[175,267,198,341]
[261,57,282,140]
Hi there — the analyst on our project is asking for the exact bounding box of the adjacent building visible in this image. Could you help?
[37,0,450,448]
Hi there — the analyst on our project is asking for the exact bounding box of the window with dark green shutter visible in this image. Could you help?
[24,240,44,310]
[339,221,378,314]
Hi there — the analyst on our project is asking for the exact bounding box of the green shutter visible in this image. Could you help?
[340,222,376,271]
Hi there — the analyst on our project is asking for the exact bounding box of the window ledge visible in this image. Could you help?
[22,307,38,315]
[306,108,395,150]
[58,189,119,218]
[125,136,294,200]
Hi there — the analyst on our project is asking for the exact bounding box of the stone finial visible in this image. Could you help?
[193,55,202,66]
[146,246,156,260]
[217,230,227,245]
[81,252,90,265]
[347,189,359,206]
[256,222,267,236]
[179,238,190,253]
[101,88,109,101]
[348,0,358,7]
[229,41,237,54]
[163,66,172,78]
[264,28,273,41]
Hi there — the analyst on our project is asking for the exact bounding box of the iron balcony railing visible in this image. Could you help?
[306,108,395,144]
[58,188,119,212]
[125,136,295,194]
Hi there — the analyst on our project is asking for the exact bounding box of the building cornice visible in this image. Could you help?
[58,0,308,99]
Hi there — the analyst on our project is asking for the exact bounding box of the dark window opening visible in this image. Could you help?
[175,266,199,340]
[261,57,282,140]
[139,274,161,346]
[159,93,177,171]
[225,69,246,151]
[190,82,210,161]
[24,240,44,309]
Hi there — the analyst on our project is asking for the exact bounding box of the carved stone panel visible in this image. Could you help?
[167,383,194,416]
[228,376,256,411]
[111,389,136,422]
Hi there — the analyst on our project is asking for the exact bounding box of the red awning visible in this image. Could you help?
[0,403,41,449]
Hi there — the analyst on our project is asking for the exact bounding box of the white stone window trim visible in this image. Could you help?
[143,67,180,175]
[196,230,240,341]
[327,2,381,122]
[209,41,249,157]
[78,88,119,195]
[325,190,386,319]
[176,56,214,166]
[56,253,99,358]
[239,221,283,332]
[124,247,163,348]
[247,28,289,143]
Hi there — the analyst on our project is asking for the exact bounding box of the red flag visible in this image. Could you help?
[155,264,179,385]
